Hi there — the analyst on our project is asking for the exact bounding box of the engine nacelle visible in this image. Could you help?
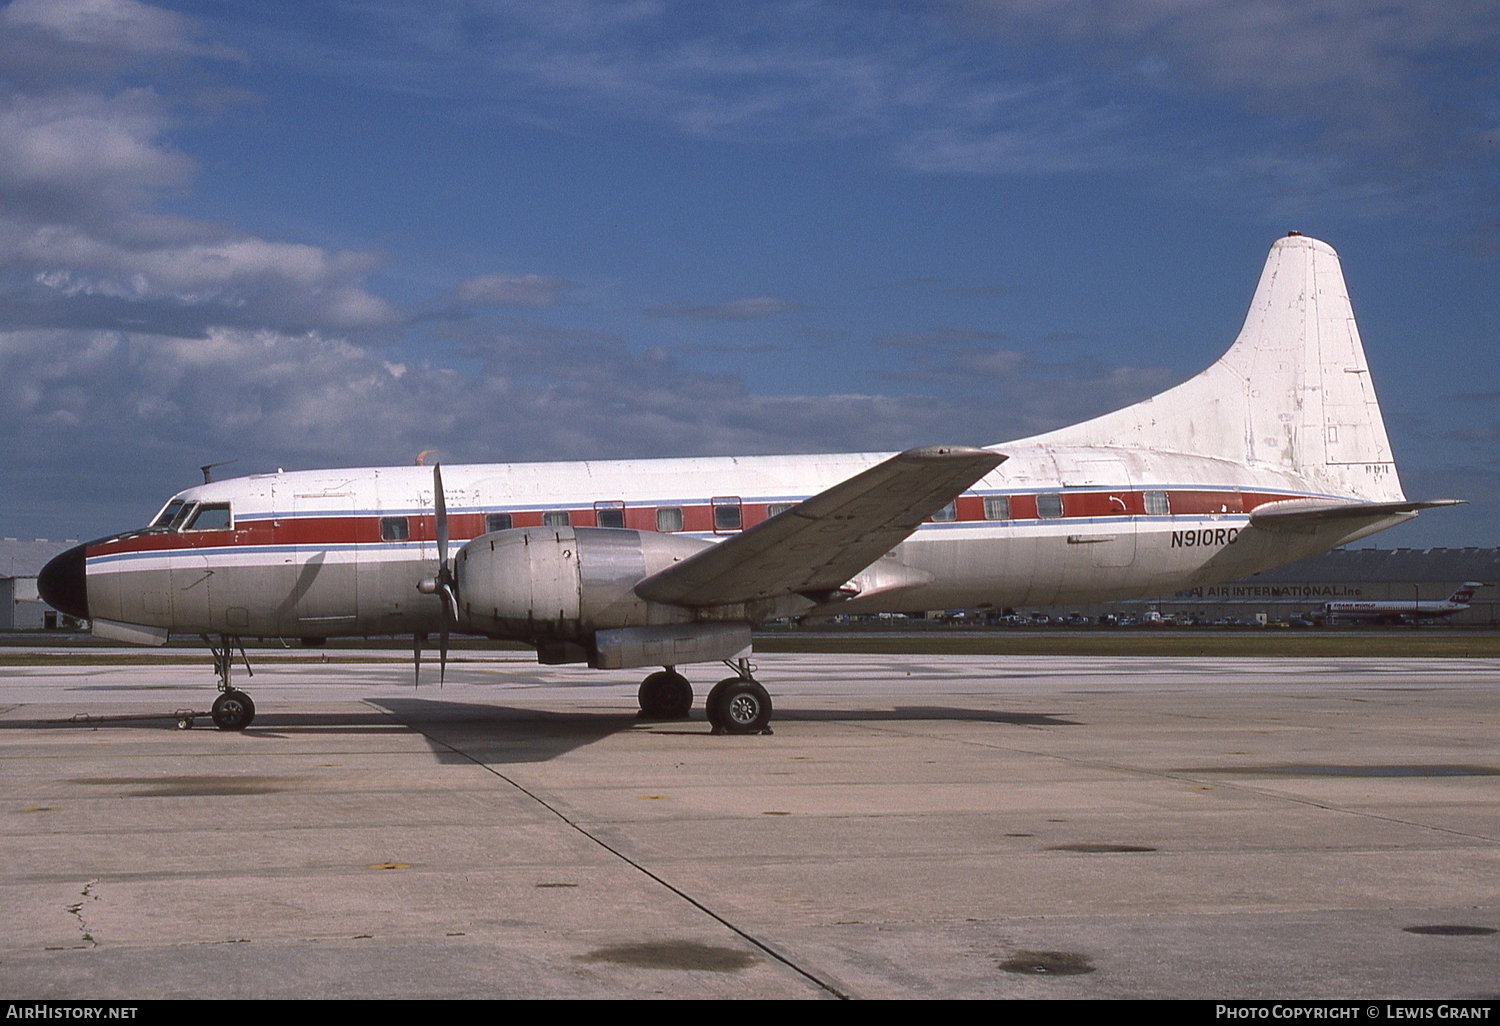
[454,526,712,643]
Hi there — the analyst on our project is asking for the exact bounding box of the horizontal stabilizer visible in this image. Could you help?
[1249,497,1464,529]
[635,445,1005,608]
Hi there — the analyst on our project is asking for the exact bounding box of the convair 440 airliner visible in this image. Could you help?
[39,234,1460,733]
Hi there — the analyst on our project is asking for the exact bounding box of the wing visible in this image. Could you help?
[1249,497,1464,529]
[634,445,1006,608]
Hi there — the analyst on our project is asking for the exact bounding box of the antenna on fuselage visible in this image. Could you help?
[415,449,439,466]
[200,459,238,484]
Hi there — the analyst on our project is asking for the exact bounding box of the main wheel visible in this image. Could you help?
[211,689,255,731]
[638,670,693,719]
[705,678,772,734]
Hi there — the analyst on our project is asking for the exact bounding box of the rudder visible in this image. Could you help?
[1221,233,1402,500]
[1013,234,1405,503]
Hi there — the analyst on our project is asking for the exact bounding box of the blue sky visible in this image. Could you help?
[1,0,1496,547]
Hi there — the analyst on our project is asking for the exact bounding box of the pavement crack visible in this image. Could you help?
[370,700,849,1000]
[64,878,100,949]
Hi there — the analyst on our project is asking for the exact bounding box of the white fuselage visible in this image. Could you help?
[80,442,1398,641]
[1321,599,1471,624]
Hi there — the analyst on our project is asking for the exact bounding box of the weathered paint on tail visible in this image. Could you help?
[1016,234,1404,502]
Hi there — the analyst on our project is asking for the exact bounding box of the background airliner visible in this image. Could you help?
[39,234,1459,734]
[1316,582,1485,625]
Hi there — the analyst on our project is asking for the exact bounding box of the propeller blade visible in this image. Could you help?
[433,463,449,572]
[413,632,425,688]
[430,462,455,686]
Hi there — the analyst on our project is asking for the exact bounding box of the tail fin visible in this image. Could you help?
[1448,582,1483,605]
[1017,234,1405,502]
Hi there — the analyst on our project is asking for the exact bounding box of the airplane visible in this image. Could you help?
[1314,582,1485,625]
[38,233,1462,734]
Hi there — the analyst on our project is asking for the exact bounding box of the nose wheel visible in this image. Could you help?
[205,634,256,731]
[211,690,255,731]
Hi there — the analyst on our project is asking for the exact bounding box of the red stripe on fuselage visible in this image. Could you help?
[87,488,1298,560]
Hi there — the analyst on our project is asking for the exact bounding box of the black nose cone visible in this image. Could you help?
[38,543,89,620]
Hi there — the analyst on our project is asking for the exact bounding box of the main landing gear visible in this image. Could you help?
[635,659,773,734]
[707,658,773,736]
[637,667,693,720]
[204,634,256,731]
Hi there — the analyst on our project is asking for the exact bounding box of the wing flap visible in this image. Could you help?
[634,445,1005,607]
[1249,497,1464,528]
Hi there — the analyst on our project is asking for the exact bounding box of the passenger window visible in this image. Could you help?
[1036,493,1063,518]
[542,511,570,527]
[712,499,742,532]
[766,502,795,518]
[380,517,409,541]
[1143,491,1170,516]
[982,496,1010,520]
[931,501,957,523]
[485,512,512,532]
[185,503,232,531]
[595,502,625,528]
[656,507,683,533]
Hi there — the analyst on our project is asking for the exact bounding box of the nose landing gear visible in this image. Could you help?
[204,634,256,731]
[211,689,255,731]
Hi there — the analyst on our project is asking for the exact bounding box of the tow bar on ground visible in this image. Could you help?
[48,710,211,730]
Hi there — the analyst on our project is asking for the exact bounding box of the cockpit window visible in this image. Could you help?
[184,503,232,531]
[150,499,186,528]
[167,502,196,531]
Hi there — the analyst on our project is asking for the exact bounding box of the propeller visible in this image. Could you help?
[416,463,459,685]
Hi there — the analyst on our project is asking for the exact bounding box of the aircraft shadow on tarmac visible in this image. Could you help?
[0,709,409,734]
[0,700,1078,765]
[368,697,1082,766]
[368,697,639,764]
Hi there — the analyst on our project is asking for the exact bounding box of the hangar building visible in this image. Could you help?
[1081,547,1499,625]
[2,539,75,631]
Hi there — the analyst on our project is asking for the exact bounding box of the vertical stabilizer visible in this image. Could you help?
[1016,234,1405,502]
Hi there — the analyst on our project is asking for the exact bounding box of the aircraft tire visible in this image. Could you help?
[705,679,729,731]
[211,690,255,731]
[707,678,772,735]
[638,670,693,719]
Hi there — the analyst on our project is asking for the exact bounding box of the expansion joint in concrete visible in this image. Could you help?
[377,704,850,1000]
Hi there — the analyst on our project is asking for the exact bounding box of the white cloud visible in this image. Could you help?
[455,273,574,308]
[3,0,195,55]
[0,316,1172,482]
[941,1,1500,149]
[645,296,806,321]
[0,1,396,336]
[0,89,191,201]
[240,0,1500,202]
[0,0,243,86]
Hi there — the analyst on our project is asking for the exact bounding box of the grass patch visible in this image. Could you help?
[751,630,1500,658]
